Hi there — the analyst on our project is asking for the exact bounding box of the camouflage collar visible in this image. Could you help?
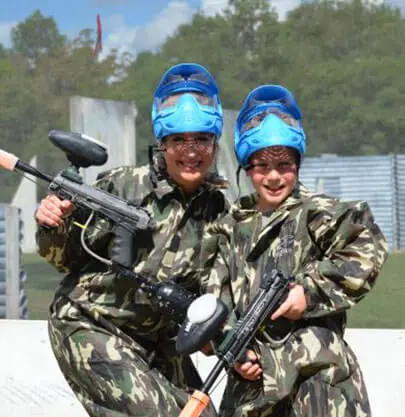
[233,181,309,220]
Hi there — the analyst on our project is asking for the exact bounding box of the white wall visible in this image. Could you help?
[10,156,37,254]
[69,96,137,185]
[0,320,404,417]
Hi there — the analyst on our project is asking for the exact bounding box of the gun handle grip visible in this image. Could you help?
[179,390,210,417]
[111,224,133,269]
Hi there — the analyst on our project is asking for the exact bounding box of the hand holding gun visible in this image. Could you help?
[176,269,291,417]
[0,130,197,323]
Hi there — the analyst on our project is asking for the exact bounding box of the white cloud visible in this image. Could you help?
[200,0,301,20]
[270,0,404,20]
[0,21,17,47]
[386,0,405,12]
[200,0,228,16]
[99,14,137,59]
[102,0,401,60]
[100,1,195,59]
[99,0,304,60]
[270,0,301,20]
[136,1,195,51]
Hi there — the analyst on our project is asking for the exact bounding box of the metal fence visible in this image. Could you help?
[222,152,400,251]
[217,113,404,251]
[0,205,27,319]
[395,155,405,250]
[299,154,397,250]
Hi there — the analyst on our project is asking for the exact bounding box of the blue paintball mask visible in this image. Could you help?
[152,63,223,141]
[234,85,306,167]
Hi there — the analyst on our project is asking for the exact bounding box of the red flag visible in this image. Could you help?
[93,14,102,56]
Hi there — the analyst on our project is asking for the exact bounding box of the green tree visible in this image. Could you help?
[11,10,66,62]
[0,11,120,202]
[110,52,170,163]
[4,0,405,203]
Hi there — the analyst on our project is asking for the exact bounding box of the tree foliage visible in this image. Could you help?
[11,10,66,62]
[1,0,405,201]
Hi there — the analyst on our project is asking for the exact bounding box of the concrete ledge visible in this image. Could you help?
[1,320,87,417]
[1,320,404,417]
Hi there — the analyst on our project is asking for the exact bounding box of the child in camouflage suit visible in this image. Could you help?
[35,63,229,417]
[205,85,388,417]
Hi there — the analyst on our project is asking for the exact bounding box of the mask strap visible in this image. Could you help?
[234,165,244,203]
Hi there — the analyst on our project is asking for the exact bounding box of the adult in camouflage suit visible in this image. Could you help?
[35,63,229,417]
[205,85,388,417]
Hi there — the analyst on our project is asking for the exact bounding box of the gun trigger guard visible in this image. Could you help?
[260,326,294,348]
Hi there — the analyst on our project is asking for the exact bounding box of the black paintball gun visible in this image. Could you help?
[176,269,291,417]
[0,130,197,322]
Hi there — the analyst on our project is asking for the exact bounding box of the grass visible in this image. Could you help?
[346,252,405,328]
[22,253,64,320]
[22,252,405,328]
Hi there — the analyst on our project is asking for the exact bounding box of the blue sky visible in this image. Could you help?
[0,0,223,55]
[0,0,201,38]
[0,0,403,57]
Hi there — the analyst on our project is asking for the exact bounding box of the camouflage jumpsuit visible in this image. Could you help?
[205,183,388,417]
[36,162,229,417]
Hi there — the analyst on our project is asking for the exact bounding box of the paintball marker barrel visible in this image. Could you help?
[0,149,52,182]
[0,131,152,233]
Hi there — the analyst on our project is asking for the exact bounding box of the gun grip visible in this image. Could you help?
[111,224,133,269]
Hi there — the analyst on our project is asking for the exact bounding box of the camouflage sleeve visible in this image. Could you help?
[201,223,237,340]
[296,200,389,318]
[36,215,78,273]
[35,166,142,273]
[200,221,234,312]
[36,206,114,273]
